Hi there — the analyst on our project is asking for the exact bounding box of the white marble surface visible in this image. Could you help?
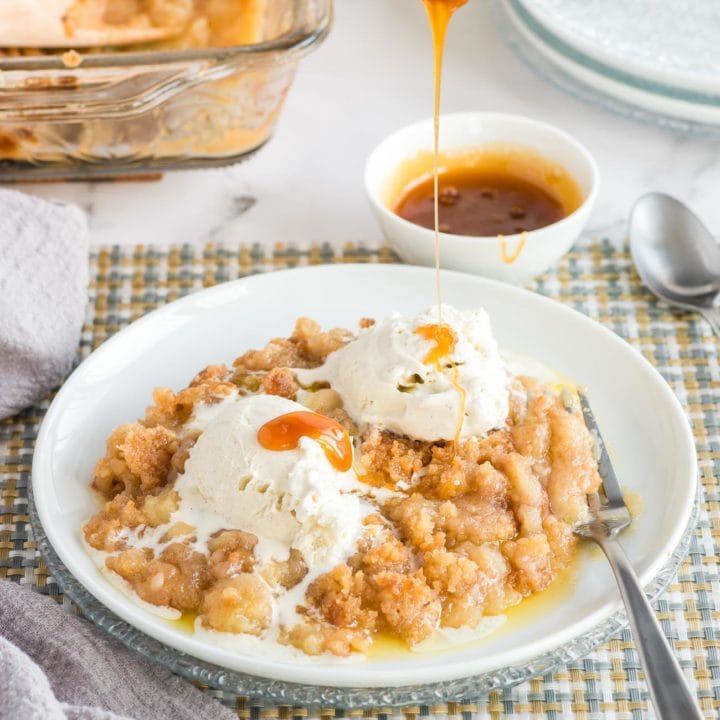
[15,0,720,249]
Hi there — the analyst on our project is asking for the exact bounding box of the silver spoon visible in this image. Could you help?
[630,192,720,337]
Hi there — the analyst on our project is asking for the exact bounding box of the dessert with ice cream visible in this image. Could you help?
[297,305,508,441]
[83,306,601,658]
[174,394,372,575]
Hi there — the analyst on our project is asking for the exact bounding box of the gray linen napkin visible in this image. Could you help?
[0,189,89,419]
[0,580,236,720]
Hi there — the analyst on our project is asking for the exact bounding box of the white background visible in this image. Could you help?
[18,0,720,248]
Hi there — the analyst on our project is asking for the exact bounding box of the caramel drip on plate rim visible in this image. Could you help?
[421,0,469,445]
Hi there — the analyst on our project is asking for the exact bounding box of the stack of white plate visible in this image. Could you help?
[498,0,720,133]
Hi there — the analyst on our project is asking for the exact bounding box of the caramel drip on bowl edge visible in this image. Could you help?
[500,231,528,264]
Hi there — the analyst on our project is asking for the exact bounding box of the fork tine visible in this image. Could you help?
[577,390,626,510]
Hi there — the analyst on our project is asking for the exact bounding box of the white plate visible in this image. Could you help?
[516,0,720,97]
[500,0,720,129]
[32,264,697,689]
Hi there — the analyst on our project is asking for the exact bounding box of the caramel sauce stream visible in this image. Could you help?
[420,0,469,444]
[422,0,467,321]
[415,324,468,444]
[257,411,353,472]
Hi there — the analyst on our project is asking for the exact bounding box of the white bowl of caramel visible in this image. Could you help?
[365,112,599,284]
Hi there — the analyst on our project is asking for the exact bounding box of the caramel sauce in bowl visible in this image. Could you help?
[391,145,582,237]
[364,112,600,285]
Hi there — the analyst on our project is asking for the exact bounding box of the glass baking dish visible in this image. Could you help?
[0,0,331,180]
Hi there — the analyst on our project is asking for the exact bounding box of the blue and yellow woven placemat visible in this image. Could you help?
[1,237,718,719]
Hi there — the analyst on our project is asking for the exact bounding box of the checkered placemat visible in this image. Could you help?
[2,238,718,719]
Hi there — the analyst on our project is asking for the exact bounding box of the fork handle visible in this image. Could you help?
[596,537,704,719]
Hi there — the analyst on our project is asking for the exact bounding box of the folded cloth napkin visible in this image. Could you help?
[0,189,89,420]
[0,581,236,720]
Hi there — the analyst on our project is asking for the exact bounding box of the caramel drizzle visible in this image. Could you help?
[420,0,469,444]
[415,323,467,445]
[499,231,528,264]
[257,411,353,472]
[422,0,467,322]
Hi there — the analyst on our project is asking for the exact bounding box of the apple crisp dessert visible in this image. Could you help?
[83,311,602,657]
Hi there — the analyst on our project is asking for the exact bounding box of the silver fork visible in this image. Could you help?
[573,392,703,720]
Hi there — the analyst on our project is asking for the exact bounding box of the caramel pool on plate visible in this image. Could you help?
[390,145,583,237]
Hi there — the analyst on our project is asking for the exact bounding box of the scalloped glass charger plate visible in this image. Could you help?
[31,265,698,707]
[498,0,720,132]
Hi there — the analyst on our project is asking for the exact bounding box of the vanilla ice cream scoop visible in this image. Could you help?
[173,394,368,570]
[297,305,509,441]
